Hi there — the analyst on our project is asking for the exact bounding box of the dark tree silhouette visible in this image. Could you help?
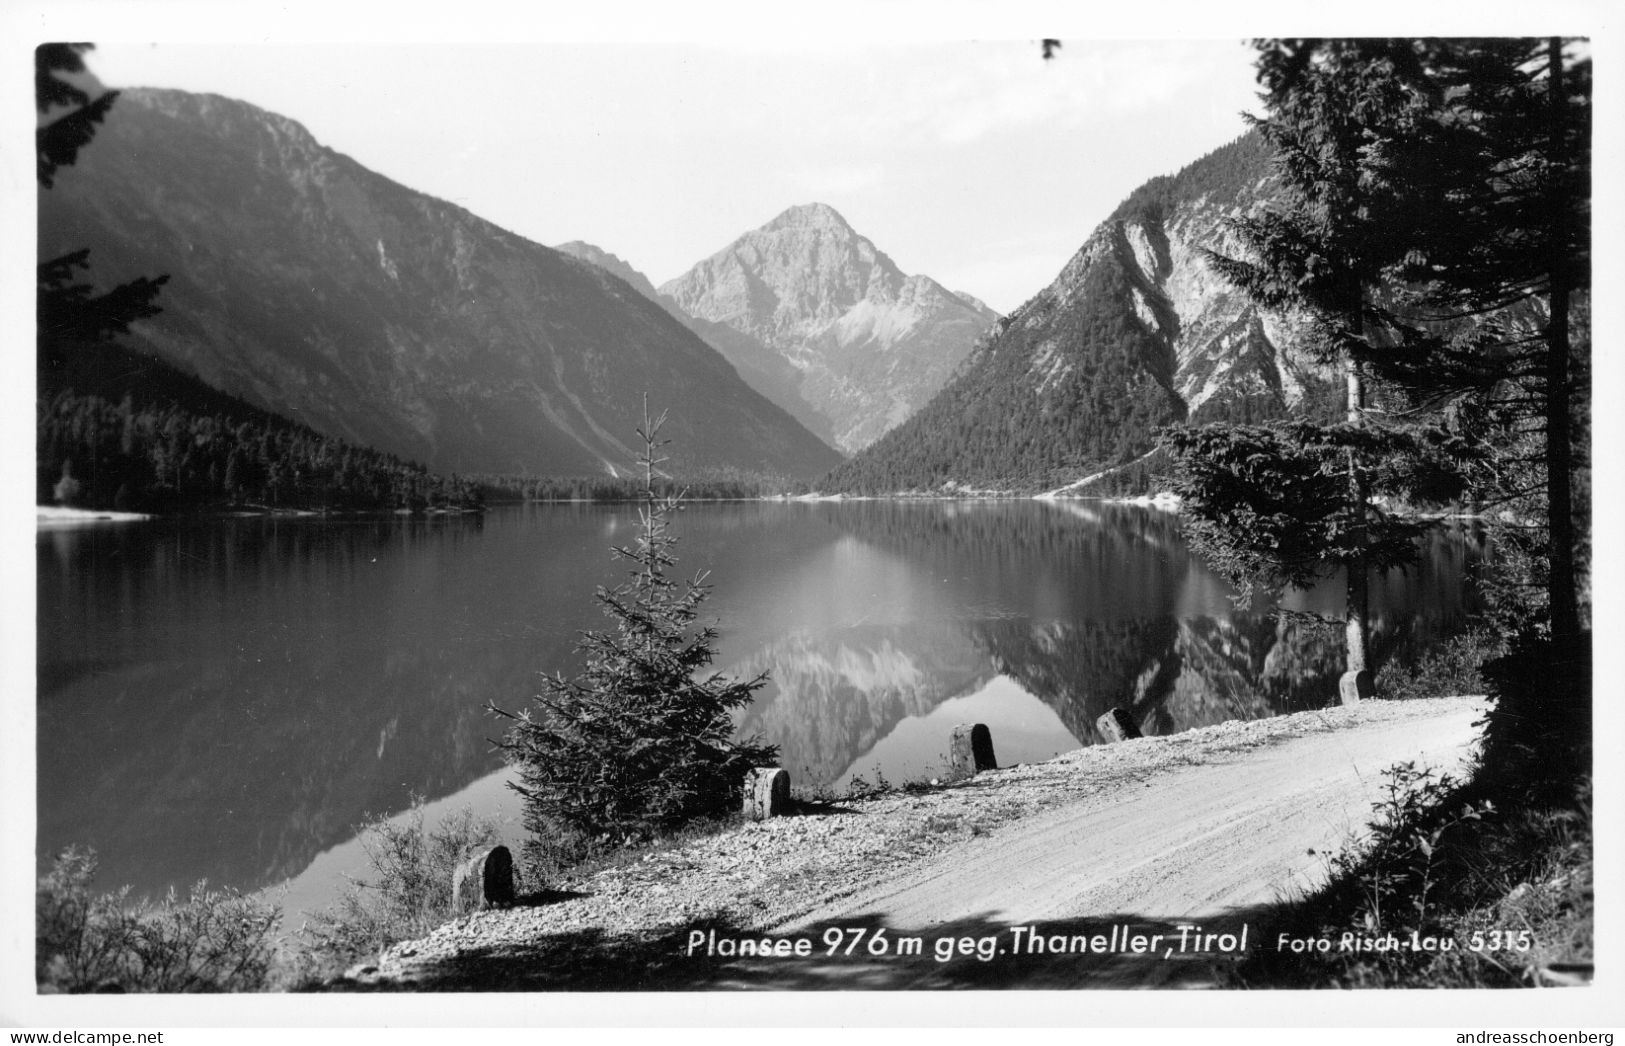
[1167,36,1589,717]
[36,44,169,358]
[1232,39,1590,641]
[37,43,119,187]
[1367,38,1590,640]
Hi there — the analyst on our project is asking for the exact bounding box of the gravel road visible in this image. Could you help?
[781,699,1481,929]
[343,695,1485,991]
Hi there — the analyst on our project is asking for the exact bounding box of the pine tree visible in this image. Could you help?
[492,403,777,861]
[36,44,168,360]
[1170,39,1454,700]
[1364,38,1591,639]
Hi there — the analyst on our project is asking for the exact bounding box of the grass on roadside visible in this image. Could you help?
[1230,633,1592,989]
[1232,766,1591,988]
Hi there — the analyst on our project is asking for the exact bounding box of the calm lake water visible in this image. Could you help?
[37,500,1483,917]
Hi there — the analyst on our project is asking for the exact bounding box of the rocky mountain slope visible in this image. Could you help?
[825,132,1342,494]
[553,239,833,444]
[38,89,842,480]
[658,203,1001,454]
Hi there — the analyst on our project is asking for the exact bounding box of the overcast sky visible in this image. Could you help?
[84,38,1262,314]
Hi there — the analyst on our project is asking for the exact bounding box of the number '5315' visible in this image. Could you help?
[1468,930,1533,952]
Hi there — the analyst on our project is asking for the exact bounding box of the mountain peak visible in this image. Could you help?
[554,240,623,265]
[763,202,853,233]
[658,203,998,454]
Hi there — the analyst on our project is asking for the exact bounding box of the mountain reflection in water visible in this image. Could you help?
[729,502,1480,788]
[36,501,1482,908]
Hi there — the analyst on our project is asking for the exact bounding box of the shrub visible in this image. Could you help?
[492,404,777,863]
[1330,762,1493,933]
[291,800,502,979]
[1373,628,1504,701]
[36,847,279,993]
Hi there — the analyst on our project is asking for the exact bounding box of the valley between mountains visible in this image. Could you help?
[41,82,1341,504]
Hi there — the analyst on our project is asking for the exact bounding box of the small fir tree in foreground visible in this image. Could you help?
[492,403,776,862]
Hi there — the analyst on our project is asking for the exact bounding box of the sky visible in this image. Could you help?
[76,38,1262,314]
[19,2,1618,315]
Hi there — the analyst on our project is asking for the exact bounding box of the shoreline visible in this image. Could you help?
[772,490,1183,503]
[36,506,153,526]
[35,504,487,527]
[36,495,1185,523]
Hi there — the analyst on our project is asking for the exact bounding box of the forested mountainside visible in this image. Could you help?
[39,340,479,513]
[824,132,1344,495]
[39,88,842,483]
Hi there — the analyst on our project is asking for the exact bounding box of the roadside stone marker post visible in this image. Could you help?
[1339,670,1373,705]
[451,844,515,913]
[745,767,791,820]
[950,723,997,777]
[1096,707,1142,743]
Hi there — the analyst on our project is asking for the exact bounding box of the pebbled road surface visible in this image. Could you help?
[730,701,1481,988]
[781,702,1481,930]
[347,697,1485,991]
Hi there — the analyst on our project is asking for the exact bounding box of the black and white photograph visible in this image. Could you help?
[3,0,1618,1034]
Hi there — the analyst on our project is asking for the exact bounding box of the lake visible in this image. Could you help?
[36,500,1483,919]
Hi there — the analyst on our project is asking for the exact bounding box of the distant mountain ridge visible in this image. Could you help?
[825,132,1342,495]
[552,239,835,445]
[657,203,1001,454]
[552,241,663,301]
[39,88,842,480]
